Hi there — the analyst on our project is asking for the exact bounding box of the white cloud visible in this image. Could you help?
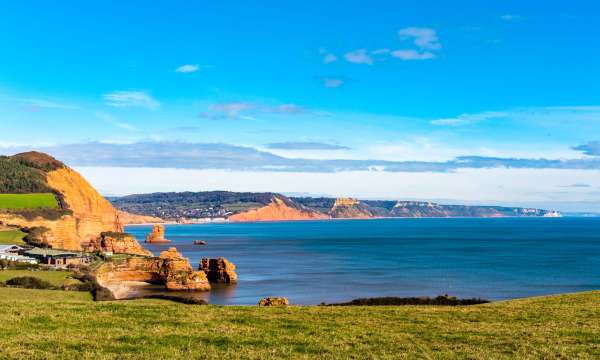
[391,50,435,60]
[323,54,337,64]
[431,111,507,126]
[323,78,344,88]
[344,49,373,65]
[175,64,200,73]
[103,91,160,110]
[398,27,441,50]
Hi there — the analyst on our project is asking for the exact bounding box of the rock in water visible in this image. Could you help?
[199,257,238,283]
[159,247,209,291]
[258,297,289,306]
[145,224,171,243]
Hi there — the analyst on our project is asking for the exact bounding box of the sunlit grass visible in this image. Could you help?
[0,288,598,359]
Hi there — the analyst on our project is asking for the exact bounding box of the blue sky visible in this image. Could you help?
[1,1,600,210]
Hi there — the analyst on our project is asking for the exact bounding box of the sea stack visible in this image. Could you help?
[200,257,238,283]
[145,224,171,243]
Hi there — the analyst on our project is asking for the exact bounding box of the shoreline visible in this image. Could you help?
[124,214,566,226]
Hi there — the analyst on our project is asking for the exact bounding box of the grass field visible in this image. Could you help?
[0,270,81,287]
[0,193,58,210]
[0,288,598,359]
[0,230,26,245]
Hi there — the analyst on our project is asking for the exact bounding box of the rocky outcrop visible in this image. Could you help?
[117,210,164,225]
[87,232,153,257]
[258,297,289,306]
[229,196,328,222]
[94,247,210,298]
[199,258,238,283]
[145,224,171,243]
[330,198,373,219]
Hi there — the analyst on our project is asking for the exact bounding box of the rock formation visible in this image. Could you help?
[117,210,164,225]
[258,297,289,306]
[94,247,210,298]
[87,232,153,257]
[158,247,209,291]
[145,224,171,243]
[229,196,328,222]
[0,152,146,253]
[199,257,238,283]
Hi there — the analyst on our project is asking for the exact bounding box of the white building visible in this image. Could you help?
[0,245,38,264]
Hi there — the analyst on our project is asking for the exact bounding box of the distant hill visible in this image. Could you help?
[110,191,561,222]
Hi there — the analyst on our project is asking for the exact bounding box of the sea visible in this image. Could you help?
[126,217,600,305]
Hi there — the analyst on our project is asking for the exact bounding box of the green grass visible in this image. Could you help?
[0,270,81,287]
[0,193,58,210]
[0,288,598,359]
[0,230,27,245]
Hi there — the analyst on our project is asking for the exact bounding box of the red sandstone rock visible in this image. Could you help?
[145,224,171,243]
[258,297,289,306]
[199,257,238,283]
[88,232,152,257]
[94,246,210,295]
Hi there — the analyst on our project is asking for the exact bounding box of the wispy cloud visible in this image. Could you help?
[103,91,160,110]
[572,141,600,156]
[431,111,507,126]
[559,183,591,188]
[322,78,344,88]
[175,64,200,73]
[199,102,310,120]
[343,27,441,64]
[500,14,522,21]
[398,27,441,50]
[319,48,338,64]
[344,49,373,65]
[392,27,441,60]
[95,111,137,131]
[3,142,600,173]
[266,142,351,150]
[391,49,435,60]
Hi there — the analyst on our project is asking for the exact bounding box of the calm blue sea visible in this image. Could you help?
[126,217,600,305]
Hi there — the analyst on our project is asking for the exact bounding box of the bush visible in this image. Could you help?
[5,276,56,290]
[326,294,489,306]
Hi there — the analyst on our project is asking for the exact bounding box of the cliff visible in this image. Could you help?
[117,210,164,225]
[228,196,328,222]
[0,152,147,253]
[329,198,373,219]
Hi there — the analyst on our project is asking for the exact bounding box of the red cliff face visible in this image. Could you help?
[228,197,329,222]
[0,153,140,252]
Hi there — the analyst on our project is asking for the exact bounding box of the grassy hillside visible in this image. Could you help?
[0,193,58,210]
[0,288,598,359]
[0,270,81,287]
[0,229,27,245]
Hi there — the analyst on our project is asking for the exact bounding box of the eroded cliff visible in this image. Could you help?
[228,196,329,222]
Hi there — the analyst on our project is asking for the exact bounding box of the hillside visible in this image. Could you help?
[0,287,597,358]
[111,191,561,222]
[0,152,146,252]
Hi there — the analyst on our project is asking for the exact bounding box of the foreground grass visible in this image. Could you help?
[0,288,598,359]
[0,193,58,210]
[0,270,81,287]
[0,230,26,245]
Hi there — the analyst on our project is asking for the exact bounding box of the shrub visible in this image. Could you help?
[5,276,56,290]
[326,295,489,306]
